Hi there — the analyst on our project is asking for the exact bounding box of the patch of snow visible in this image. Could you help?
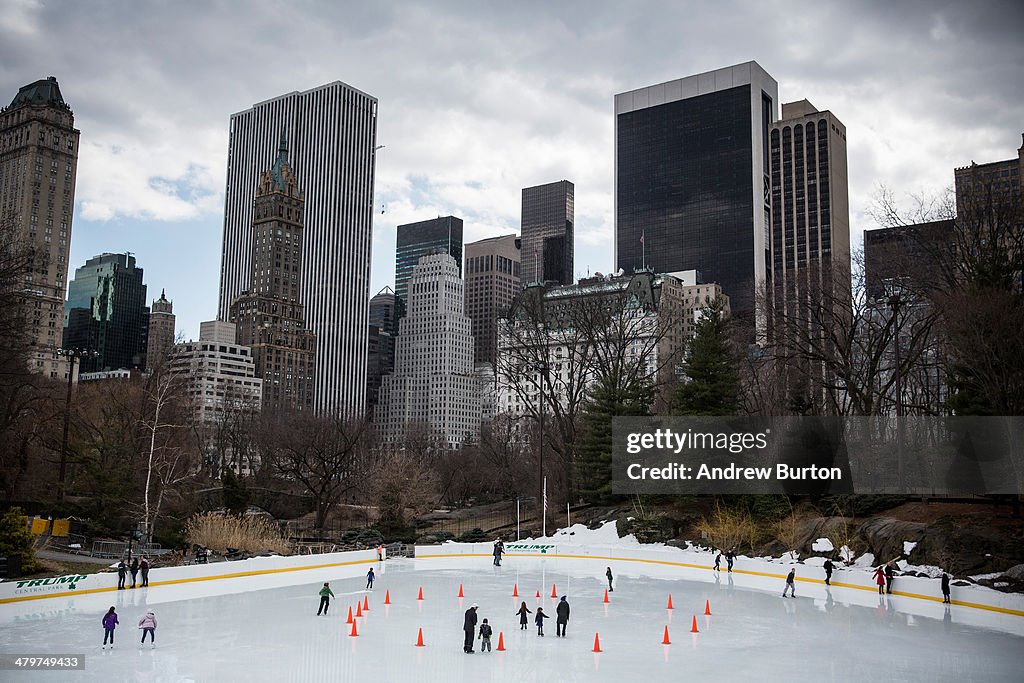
[839,545,856,563]
[803,556,827,567]
[854,552,876,567]
[970,572,1004,581]
[812,537,834,552]
[903,541,917,556]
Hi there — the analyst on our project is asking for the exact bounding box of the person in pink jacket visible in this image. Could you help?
[138,610,157,646]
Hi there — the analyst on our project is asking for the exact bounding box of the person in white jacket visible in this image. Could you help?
[138,610,157,647]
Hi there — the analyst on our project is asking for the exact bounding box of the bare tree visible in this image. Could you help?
[367,451,439,529]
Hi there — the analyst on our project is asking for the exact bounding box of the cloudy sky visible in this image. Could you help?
[2,0,1022,339]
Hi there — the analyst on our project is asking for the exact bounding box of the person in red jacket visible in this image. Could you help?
[873,566,886,595]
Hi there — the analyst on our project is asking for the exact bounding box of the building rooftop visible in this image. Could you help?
[8,76,68,109]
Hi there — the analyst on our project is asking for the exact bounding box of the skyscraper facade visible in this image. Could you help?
[0,76,80,378]
[376,253,481,449]
[230,138,316,412]
[366,286,396,414]
[218,81,377,415]
[767,100,851,320]
[464,234,520,367]
[614,62,777,324]
[146,289,175,369]
[394,216,463,319]
[521,180,573,285]
[63,252,149,373]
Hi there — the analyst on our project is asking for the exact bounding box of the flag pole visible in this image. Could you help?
[542,477,547,538]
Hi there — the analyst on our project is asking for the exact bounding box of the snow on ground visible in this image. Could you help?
[812,537,834,552]
[2,523,1023,682]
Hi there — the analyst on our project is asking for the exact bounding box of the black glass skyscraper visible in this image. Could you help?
[394,216,463,319]
[521,180,573,285]
[615,62,778,324]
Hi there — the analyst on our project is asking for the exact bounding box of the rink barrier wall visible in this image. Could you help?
[414,542,1024,618]
[0,549,378,604]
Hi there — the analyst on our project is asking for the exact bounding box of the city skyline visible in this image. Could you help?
[2,1,1022,339]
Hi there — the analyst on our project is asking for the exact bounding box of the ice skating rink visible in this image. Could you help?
[2,554,1023,682]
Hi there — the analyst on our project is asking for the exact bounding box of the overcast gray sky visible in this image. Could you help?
[2,0,1022,340]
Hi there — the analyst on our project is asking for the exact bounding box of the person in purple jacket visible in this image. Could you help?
[101,607,118,649]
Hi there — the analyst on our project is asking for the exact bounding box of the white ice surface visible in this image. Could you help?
[2,551,1024,682]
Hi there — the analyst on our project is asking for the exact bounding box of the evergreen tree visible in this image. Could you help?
[576,369,654,503]
[221,468,250,516]
[671,298,740,416]
[0,507,41,575]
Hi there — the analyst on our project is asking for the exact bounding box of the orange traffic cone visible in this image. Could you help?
[592,632,603,653]
[415,627,424,647]
[690,615,699,633]
[384,590,391,605]
[356,602,363,618]
[496,632,506,651]
[662,625,671,645]
[417,586,424,601]
[704,599,711,616]
[346,606,354,624]
[535,590,541,599]
[363,596,370,611]
[458,583,464,598]
[513,583,519,597]
[603,588,609,603]
[667,594,674,610]
[349,620,359,637]
[551,584,558,598]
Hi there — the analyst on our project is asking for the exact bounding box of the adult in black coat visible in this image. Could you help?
[129,558,139,589]
[117,560,127,590]
[463,604,479,653]
[823,559,834,586]
[555,596,570,637]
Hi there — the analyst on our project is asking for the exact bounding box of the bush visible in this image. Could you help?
[456,527,488,542]
[0,507,42,575]
[695,502,760,553]
[184,512,291,555]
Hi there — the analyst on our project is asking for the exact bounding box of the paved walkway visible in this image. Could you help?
[36,549,116,566]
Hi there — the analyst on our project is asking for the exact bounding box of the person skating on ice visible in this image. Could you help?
[463,604,479,653]
[726,548,735,572]
[535,606,549,636]
[138,610,157,647]
[129,557,139,589]
[366,567,375,590]
[884,562,895,594]
[555,596,570,637]
[823,558,834,586]
[101,606,118,649]
[140,556,150,587]
[493,539,504,566]
[317,582,334,615]
[873,566,886,595]
[941,572,951,604]
[782,568,796,597]
[117,560,127,590]
[714,552,722,572]
[478,618,493,652]
[606,566,614,592]
[516,601,532,630]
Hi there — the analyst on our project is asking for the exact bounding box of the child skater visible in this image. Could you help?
[535,606,549,636]
[516,601,532,630]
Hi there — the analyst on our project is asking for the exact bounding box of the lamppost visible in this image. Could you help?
[56,347,98,501]
[887,294,903,492]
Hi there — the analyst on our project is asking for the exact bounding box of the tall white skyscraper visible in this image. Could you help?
[217,81,378,414]
[376,253,482,449]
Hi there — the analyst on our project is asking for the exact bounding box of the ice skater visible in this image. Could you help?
[101,607,118,649]
[823,558,834,586]
[317,582,334,615]
[516,601,532,630]
[138,610,157,647]
[885,562,895,594]
[376,544,383,561]
[366,567,375,590]
[606,566,614,592]
[478,618,493,652]
[873,566,886,595]
[941,572,951,604]
[726,548,736,573]
[535,607,549,636]
[493,539,504,566]
[140,557,150,587]
[714,552,722,572]
[129,557,139,589]
[782,568,796,597]
[463,604,479,653]
[555,596,570,637]
[117,560,127,590]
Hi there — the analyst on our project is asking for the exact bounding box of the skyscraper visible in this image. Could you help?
[218,81,377,415]
[394,216,463,319]
[767,100,851,319]
[521,180,573,285]
[615,62,778,324]
[366,286,396,414]
[376,253,481,449]
[0,76,80,377]
[146,289,176,369]
[230,137,316,412]
[63,253,149,372]
[464,234,520,367]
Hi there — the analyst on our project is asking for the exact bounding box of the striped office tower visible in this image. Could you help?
[217,81,378,415]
